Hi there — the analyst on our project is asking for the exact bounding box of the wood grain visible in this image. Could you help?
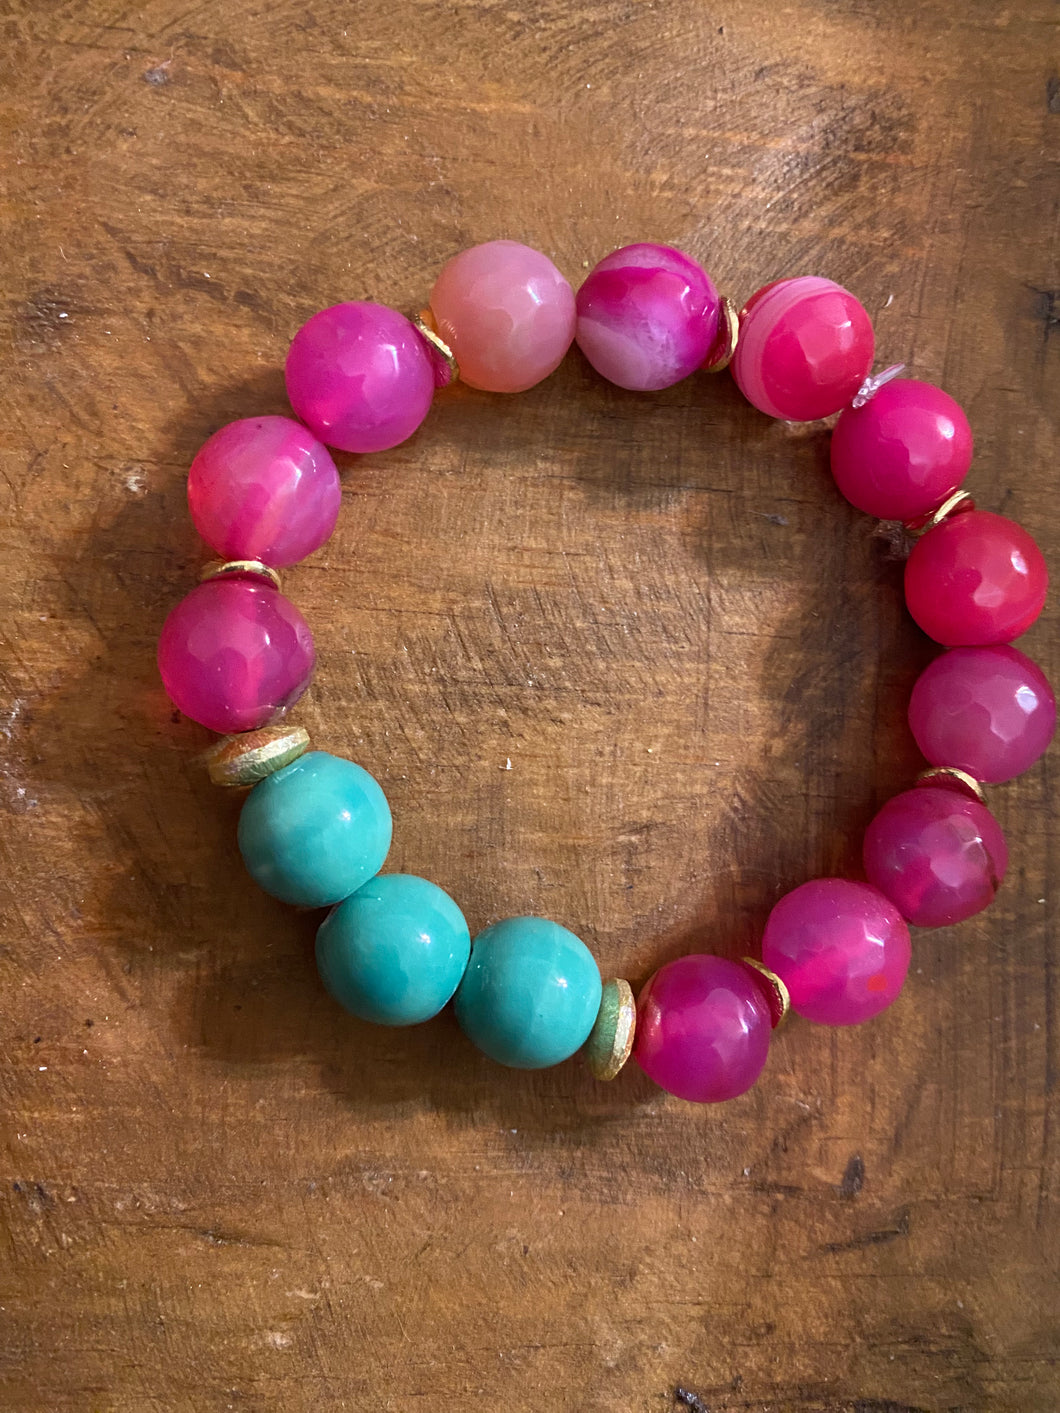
[2,2,1058,1408]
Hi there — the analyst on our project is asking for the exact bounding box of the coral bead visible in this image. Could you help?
[237,751,392,908]
[830,379,973,520]
[429,241,575,393]
[732,277,874,421]
[285,301,434,453]
[904,510,1049,645]
[761,879,911,1026]
[633,955,771,1103]
[909,645,1056,783]
[157,578,314,733]
[863,786,1008,928]
[187,416,341,567]
[575,242,720,390]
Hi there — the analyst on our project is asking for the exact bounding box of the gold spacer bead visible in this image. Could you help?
[904,489,976,537]
[200,559,281,591]
[204,725,311,787]
[740,957,791,1029]
[584,978,636,1081]
[915,766,986,805]
[703,295,740,372]
[411,309,460,387]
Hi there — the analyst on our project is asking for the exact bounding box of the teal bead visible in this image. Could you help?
[237,750,391,907]
[316,874,471,1026]
[454,916,602,1069]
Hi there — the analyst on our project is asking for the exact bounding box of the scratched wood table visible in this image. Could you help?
[2,2,1058,1409]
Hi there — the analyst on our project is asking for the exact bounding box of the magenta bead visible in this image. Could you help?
[633,955,771,1103]
[575,243,720,391]
[157,578,315,733]
[285,302,434,453]
[909,645,1056,783]
[429,241,575,393]
[830,379,973,520]
[187,416,341,568]
[761,879,911,1026]
[732,277,874,421]
[863,787,1008,928]
[904,510,1049,646]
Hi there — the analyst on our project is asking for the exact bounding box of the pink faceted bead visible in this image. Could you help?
[732,277,874,421]
[863,786,1008,928]
[157,578,314,733]
[905,510,1049,646]
[761,879,911,1026]
[285,302,434,453]
[633,955,771,1103]
[187,416,341,567]
[575,242,720,391]
[909,645,1056,783]
[429,241,575,393]
[830,379,973,520]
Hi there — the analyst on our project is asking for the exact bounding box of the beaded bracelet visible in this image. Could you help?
[157,240,1054,1104]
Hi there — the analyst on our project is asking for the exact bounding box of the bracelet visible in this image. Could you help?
[157,240,1054,1104]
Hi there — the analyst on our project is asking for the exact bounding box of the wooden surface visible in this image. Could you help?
[2,3,1058,1409]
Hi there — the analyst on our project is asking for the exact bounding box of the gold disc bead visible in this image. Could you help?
[702,296,740,373]
[205,725,311,788]
[740,958,791,1029]
[904,489,976,537]
[410,309,460,388]
[199,559,282,591]
[915,766,986,805]
[584,978,636,1081]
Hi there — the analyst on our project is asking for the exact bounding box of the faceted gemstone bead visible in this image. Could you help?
[863,786,1008,928]
[429,241,575,393]
[761,879,911,1026]
[830,379,973,520]
[157,578,314,733]
[285,301,434,453]
[316,874,471,1026]
[187,416,341,567]
[633,955,771,1103]
[909,644,1056,783]
[904,510,1049,645]
[574,242,720,391]
[453,916,602,1068]
[237,751,391,908]
[732,277,874,421]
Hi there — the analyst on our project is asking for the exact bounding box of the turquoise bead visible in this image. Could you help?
[237,750,391,907]
[454,916,602,1069]
[316,874,471,1026]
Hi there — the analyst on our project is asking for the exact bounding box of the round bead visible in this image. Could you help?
[316,874,471,1026]
[285,301,434,453]
[761,879,911,1026]
[909,644,1056,783]
[633,955,771,1103]
[429,241,575,393]
[157,578,314,734]
[453,916,602,1069]
[574,242,720,391]
[732,277,875,421]
[237,751,392,908]
[187,416,342,567]
[830,379,973,520]
[584,978,636,1081]
[904,510,1048,645]
[863,786,1008,928]
[206,725,310,787]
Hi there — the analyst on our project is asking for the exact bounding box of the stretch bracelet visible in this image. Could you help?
[157,240,1054,1104]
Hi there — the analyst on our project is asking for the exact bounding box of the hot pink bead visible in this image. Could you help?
[863,786,1008,928]
[732,277,874,421]
[904,510,1049,646]
[830,379,973,520]
[909,645,1056,783]
[187,416,341,568]
[285,302,434,453]
[574,242,720,391]
[157,578,315,734]
[761,879,911,1026]
[633,955,771,1103]
[428,241,575,393]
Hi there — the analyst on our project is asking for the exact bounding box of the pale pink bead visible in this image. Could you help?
[187,416,341,567]
[429,241,575,393]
